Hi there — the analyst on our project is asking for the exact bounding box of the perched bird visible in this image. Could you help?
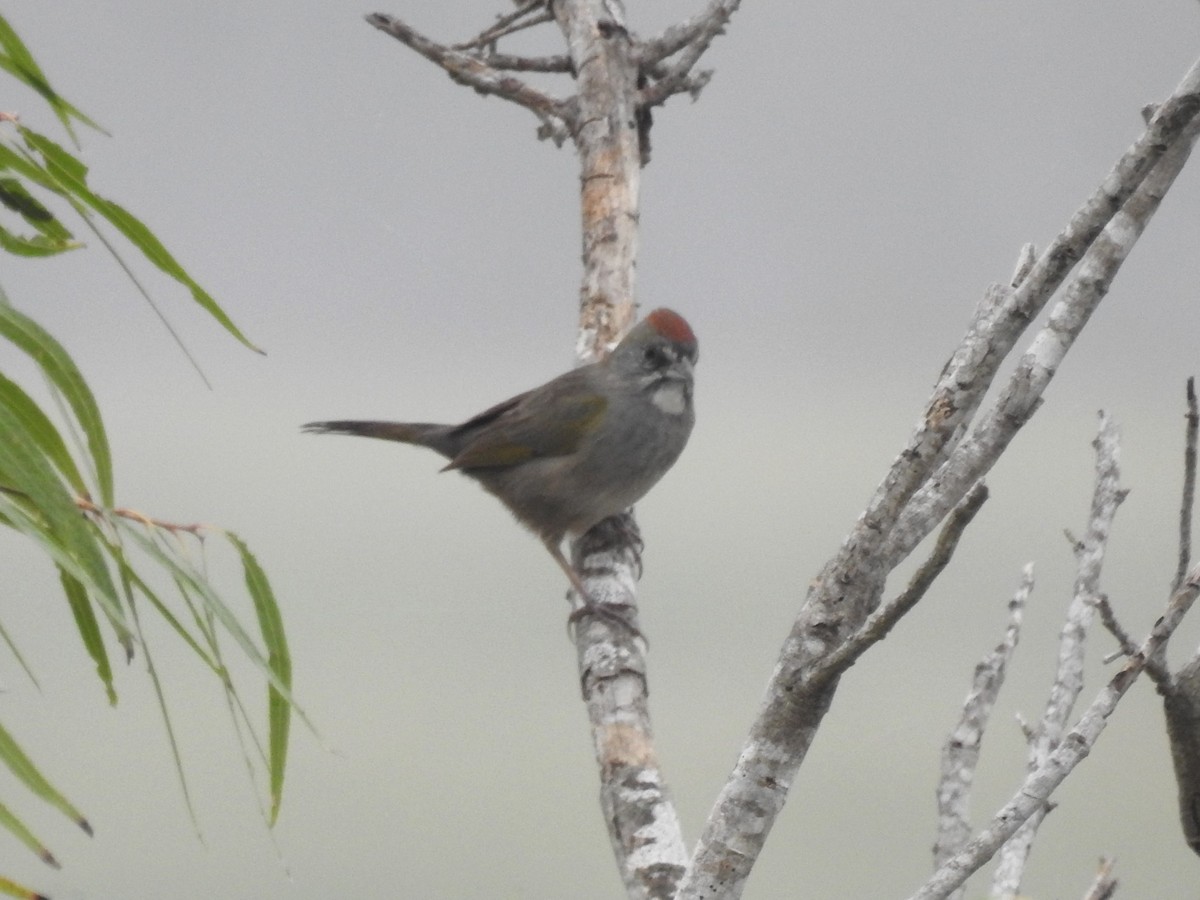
[304,308,697,628]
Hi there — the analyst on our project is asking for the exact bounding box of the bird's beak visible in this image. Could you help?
[670,357,694,380]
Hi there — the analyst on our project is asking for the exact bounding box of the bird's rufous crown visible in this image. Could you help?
[645,308,696,346]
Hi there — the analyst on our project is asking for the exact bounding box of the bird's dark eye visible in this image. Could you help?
[643,344,670,368]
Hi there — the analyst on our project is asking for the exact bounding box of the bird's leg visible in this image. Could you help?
[542,537,641,639]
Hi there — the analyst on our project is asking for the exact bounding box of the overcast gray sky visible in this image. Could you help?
[4,1,1200,897]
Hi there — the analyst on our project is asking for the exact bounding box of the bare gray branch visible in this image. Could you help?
[991,414,1125,895]
[933,565,1032,900]
[365,13,575,139]
[910,566,1200,900]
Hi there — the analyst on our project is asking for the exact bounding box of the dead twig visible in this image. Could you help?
[933,563,1032,900]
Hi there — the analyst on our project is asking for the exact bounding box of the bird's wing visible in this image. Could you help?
[442,379,608,471]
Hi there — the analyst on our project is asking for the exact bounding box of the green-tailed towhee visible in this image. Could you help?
[304,308,697,627]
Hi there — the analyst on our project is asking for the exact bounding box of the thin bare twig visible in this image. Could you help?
[365,13,575,140]
[638,0,740,107]
[640,0,742,67]
[933,564,1032,900]
[452,4,554,51]
[909,565,1200,900]
[806,481,989,688]
[1095,594,1167,680]
[991,413,1125,896]
[1080,856,1119,900]
[75,496,207,537]
[1175,376,1197,592]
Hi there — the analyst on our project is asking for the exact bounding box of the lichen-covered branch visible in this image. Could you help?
[990,414,1125,896]
[933,565,1031,900]
[553,2,688,895]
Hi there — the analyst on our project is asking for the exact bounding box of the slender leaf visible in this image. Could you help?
[0,720,89,834]
[228,532,291,823]
[0,176,73,238]
[58,567,115,705]
[0,481,130,646]
[0,143,59,192]
[0,872,49,900]
[0,369,88,496]
[0,11,104,142]
[0,798,58,868]
[0,297,112,504]
[0,221,78,256]
[0,176,79,256]
[114,521,307,724]
[0,402,122,618]
[20,129,262,354]
[116,555,219,674]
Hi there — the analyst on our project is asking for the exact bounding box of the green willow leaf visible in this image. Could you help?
[228,532,291,823]
[0,143,58,192]
[58,567,115,705]
[0,720,90,835]
[0,369,88,497]
[0,12,104,142]
[0,222,79,256]
[114,521,305,723]
[0,872,49,900]
[0,798,58,868]
[20,129,263,354]
[114,551,219,674]
[0,176,72,238]
[0,298,112,504]
[0,177,78,256]
[0,417,129,643]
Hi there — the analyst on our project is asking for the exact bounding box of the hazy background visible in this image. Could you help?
[4,1,1200,897]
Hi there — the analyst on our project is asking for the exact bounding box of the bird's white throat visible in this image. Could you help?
[651,381,688,415]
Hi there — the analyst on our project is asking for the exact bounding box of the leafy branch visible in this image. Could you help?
[0,13,295,898]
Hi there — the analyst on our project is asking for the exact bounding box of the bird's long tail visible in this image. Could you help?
[302,420,455,458]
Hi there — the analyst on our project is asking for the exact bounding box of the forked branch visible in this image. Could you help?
[910,565,1200,900]
[365,13,576,143]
